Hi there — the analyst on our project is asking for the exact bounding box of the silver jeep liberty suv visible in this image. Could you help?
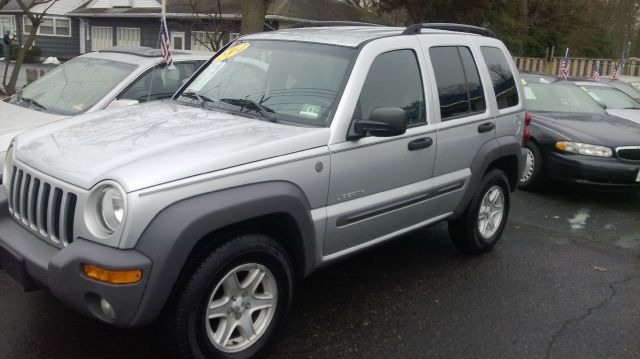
[1,22,526,359]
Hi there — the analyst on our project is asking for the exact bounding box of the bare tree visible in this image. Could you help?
[3,0,57,95]
[0,0,11,10]
[187,0,227,52]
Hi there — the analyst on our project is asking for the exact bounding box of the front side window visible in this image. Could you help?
[354,49,426,127]
[178,40,355,127]
[120,62,202,103]
[11,57,135,115]
[481,46,519,109]
[430,46,486,120]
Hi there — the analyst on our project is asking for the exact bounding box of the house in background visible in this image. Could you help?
[2,0,383,59]
[0,0,87,59]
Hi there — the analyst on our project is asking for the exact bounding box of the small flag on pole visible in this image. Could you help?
[612,62,620,80]
[560,48,570,80]
[591,60,600,81]
[160,0,174,70]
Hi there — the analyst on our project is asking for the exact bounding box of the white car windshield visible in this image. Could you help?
[11,57,136,116]
[177,40,355,127]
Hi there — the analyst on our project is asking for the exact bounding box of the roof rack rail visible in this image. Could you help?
[291,21,384,29]
[402,23,496,38]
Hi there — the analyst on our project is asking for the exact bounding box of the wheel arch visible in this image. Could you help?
[129,181,317,326]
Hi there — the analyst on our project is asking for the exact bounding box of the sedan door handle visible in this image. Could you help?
[478,122,495,133]
[408,137,434,151]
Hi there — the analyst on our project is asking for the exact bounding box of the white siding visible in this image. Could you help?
[116,27,140,47]
[91,26,113,51]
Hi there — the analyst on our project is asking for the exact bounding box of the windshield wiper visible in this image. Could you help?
[179,91,216,108]
[20,97,47,111]
[220,98,277,122]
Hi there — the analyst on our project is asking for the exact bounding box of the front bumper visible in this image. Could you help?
[545,152,640,189]
[0,197,152,327]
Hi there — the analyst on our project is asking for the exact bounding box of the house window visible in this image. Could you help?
[91,26,113,51]
[0,15,16,35]
[116,27,140,47]
[23,16,72,37]
[229,32,240,41]
[191,31,220,51]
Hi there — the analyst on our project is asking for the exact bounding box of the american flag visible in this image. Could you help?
[560,51,570,80]
[612,62,620,80]
[160,15,174,69]
[591,60,600,81]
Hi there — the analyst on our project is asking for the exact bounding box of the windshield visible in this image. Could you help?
[609,81,640,100]
[12,57,136,115]
[521,78,605,114]
[177,40,355,127]
[581,85,640,109]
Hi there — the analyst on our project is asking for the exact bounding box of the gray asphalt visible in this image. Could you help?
[1,184,639,359]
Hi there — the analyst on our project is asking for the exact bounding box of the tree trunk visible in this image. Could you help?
[240,0,269,35]
[4,26,38,95]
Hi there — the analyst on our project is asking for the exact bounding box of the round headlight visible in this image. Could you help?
[97,185,125,233]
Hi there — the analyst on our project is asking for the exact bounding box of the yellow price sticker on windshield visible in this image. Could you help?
[214,43,250,62]
[520,78,527,85]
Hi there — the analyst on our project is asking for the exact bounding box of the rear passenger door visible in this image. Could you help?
[418,38,495,213]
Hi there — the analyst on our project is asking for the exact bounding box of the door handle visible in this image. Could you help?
[408,137,434,151]
[478,122,495,133]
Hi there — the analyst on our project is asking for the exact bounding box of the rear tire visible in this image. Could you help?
[164,234,293,359]
[519,141,543,190]
[448,169,511,254]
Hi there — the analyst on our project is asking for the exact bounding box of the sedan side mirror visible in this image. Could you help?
[353,107,407,138]
[107,99,140,109]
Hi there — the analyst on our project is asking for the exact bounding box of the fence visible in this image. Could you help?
[514,56,640,77]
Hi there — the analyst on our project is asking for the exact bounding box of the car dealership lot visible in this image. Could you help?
[1,185,639,359]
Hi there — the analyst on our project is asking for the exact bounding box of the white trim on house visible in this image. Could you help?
[23,16,73,37]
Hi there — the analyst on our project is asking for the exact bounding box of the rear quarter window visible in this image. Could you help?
[480,46,519,109]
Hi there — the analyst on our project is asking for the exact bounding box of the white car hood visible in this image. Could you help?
[606,108,640,125]
[0,100,65,153]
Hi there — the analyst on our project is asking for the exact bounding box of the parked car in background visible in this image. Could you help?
[1,23,526,359]
[602,75,640,100]
[0,47,209,180]
[519,73,640,190]
[571,80,640,125]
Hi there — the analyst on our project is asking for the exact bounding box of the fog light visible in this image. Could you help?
[100,298,116,322]
[83,264,142,284]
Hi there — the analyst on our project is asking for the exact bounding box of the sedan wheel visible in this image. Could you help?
[519,141,543,190]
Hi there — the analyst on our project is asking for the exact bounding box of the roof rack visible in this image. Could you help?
[291,21,384,29]
[402,23,496,38]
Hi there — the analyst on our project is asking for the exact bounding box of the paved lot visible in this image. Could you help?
[1,184,639,359]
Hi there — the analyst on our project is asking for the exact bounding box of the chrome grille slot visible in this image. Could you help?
[6,164,79,248]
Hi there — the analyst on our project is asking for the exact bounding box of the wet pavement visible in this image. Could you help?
[1,183,639,358]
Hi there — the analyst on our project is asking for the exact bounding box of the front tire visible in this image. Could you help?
[165,234,293,359]
[448,169,511,254]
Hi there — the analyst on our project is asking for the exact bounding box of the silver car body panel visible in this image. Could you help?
[606,109,640,125]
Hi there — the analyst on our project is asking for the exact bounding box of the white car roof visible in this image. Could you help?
[80,47,211,66]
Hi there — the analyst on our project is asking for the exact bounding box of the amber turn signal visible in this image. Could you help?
[83,264,142,284]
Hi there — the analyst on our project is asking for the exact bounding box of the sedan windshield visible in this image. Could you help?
[178,40,355,127]
[521,78,605,114]
[581,85,640,109]
[11,58,136,115]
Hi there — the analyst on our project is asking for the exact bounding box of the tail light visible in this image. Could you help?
[523,112,532,144]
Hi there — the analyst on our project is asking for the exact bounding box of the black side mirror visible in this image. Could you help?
[353,107,407,138]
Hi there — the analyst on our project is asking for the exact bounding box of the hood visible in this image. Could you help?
[14,101,330,191]
[529,112,640,147]
[605,109,640,125]
[0,100,65,153]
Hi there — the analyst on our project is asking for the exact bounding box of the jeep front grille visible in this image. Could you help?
[616,146,640,161]
[7,166,77,247]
